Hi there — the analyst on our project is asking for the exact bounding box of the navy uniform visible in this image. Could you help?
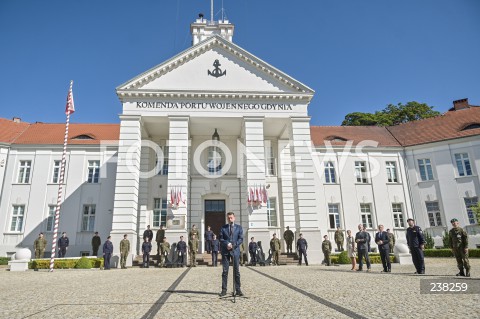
[211,236,220,267]
[204,227,214,254]
[176,237,187,267]
[296,235,308,266]
[375,229,391,272]
[142,239,152,268]
[143,226,153,242]
[102,237,113,270]
[448,218,470,277]
[406,219,425,274]
[91,232,101,256]
[248,239,258,266]
[58,233,69,258]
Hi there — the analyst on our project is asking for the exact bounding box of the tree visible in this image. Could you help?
[341,101,441,126]
[442,230,451,248]
[471,202,480,224]
[424,232,435,249]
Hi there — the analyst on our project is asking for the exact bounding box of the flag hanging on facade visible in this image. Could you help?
[65,81,75,115]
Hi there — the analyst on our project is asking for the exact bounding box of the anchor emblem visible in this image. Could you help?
[208,59,227,78]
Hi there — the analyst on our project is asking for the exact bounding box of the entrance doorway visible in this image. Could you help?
[205,200,226,237]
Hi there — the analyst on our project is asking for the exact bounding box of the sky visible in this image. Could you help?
[0,0,479,126]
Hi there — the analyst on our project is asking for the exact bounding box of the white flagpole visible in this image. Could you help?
[49,80,74,272]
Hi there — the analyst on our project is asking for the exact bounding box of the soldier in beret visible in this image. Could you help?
[448,218,470,277]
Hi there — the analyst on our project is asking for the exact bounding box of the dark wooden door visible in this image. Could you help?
[205,200,226,237]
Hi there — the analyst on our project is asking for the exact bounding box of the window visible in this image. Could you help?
[426,201,442,226]
[328,204,341,229]
[324,161,336,184]
[392,203,405,228]
[82,205,96,231]
[455,153,472,177]
[360,204,373,228]
[17,160,31,183]
[153,198,167,228]
[46,206,55,232]
[418,159,434,181]
[10,205,25,232]
[464,197,478,225]
[386,161,398,183]
[208,146,223,175]
[87,160,100,183]
[156,146,169,175]
[267,198,277,227]
[265,142,276,176]
[354,161,368,183]
[52,160,61,183]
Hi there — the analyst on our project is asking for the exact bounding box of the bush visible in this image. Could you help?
[424,232,435,249]
[330,253,394,264]
[442,231,450,248]
[424,248,480,258]
[75,257,92,269]
[30,258,104,269]
[0,257,11,265]
[337,251,351,264]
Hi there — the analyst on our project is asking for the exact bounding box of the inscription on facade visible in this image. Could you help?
[136,102,293,111]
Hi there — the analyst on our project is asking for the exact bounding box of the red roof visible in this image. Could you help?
[386,106,480,146]
[0,118,30,143]
[310,126,401,147]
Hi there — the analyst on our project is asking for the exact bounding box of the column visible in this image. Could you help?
[110,115,142,267]
[279,139,296,246]
[290,117,322,263]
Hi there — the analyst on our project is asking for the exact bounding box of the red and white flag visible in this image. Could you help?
[65,81,75,115]
[262,185,268,204]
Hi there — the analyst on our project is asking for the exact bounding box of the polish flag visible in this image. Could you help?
[247,187,251,205]
[262,185,268,204]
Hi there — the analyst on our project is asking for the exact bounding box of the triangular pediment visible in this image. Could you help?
[117,36,314,100]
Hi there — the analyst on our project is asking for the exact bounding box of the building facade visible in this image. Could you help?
[1,16,479,263]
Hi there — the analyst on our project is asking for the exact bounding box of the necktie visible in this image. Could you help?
[229,224,233,238]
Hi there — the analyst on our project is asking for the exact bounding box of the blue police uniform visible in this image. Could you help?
[296,238,308,266]
[142,241,152,268]
[248,241,258,266]
[176,240,187,267]
[205,230,214,253]
[58,236,69,258]
[102,240,113,270]
[211,239,220,266]
[406,225,425,274]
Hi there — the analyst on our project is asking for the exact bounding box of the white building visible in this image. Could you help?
[1,15,479,263]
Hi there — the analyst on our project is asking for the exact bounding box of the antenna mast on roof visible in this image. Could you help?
[211,0,214,23]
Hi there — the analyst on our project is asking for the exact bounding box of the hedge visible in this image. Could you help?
[330,253,394,264]
[30,258,104,269]
[424,248,480,258]
[0,257,11,265]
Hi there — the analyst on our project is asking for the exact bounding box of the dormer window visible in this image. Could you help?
[461,123,480,131]
[325,135,348,142]
[72,134,94,140]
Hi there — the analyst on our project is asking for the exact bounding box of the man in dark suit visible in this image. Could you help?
[102,236,113,270]
[219,212,244,297]
[375,224,391,272]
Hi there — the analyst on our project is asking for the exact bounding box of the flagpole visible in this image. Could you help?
[49,80,74,272]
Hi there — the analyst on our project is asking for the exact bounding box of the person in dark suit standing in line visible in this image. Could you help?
[176,236,187,267]
[103,236,113,270]
[219,212,244,297]
[375,224,391,272]
[248,237,258,266]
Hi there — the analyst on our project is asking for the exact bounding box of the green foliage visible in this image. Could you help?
[30,258,104,269]
[424,249,480,258]
[424,232,435,249]
[442,230,451,248]
[341,101,440,126]
[74,257,92,269]
[336,251,351,264]
[0,257,11,265]
[471,202,480,224]
[330,253,394,264]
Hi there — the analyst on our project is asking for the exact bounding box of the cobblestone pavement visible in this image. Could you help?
[1,258,479,319]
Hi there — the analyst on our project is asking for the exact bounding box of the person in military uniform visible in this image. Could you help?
[334,227,345,251]
[386,228,395,253]
[102,236,113,270]
[143,225,153,242]
[91,232,101,256]
[283,226,294,253]
[120,234,130,269]
[375,225,391,273]
[189,224,199,241]
[34,232,47,259]
[155,225,165,256]
[176,236,187,267]
[355,224,371,272]
[204,226,214,254]
[296,233,308,266]
[142,238,152,268]
[159,236,170,267]
[248,237,258,266]
[270,233,281,266]
[448,218,470,277]
[189,233,199,267]
[406,218,425,274]
[322,235,332,266]
[211,234,220,267]
[58,232,69,258]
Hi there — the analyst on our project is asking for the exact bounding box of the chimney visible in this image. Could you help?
[12,117,21,123]
[453,98,469,111]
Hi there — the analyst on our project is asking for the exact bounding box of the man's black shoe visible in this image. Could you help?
[456,272,466,277]
[219,290,227,297]
[236,290,244,297]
